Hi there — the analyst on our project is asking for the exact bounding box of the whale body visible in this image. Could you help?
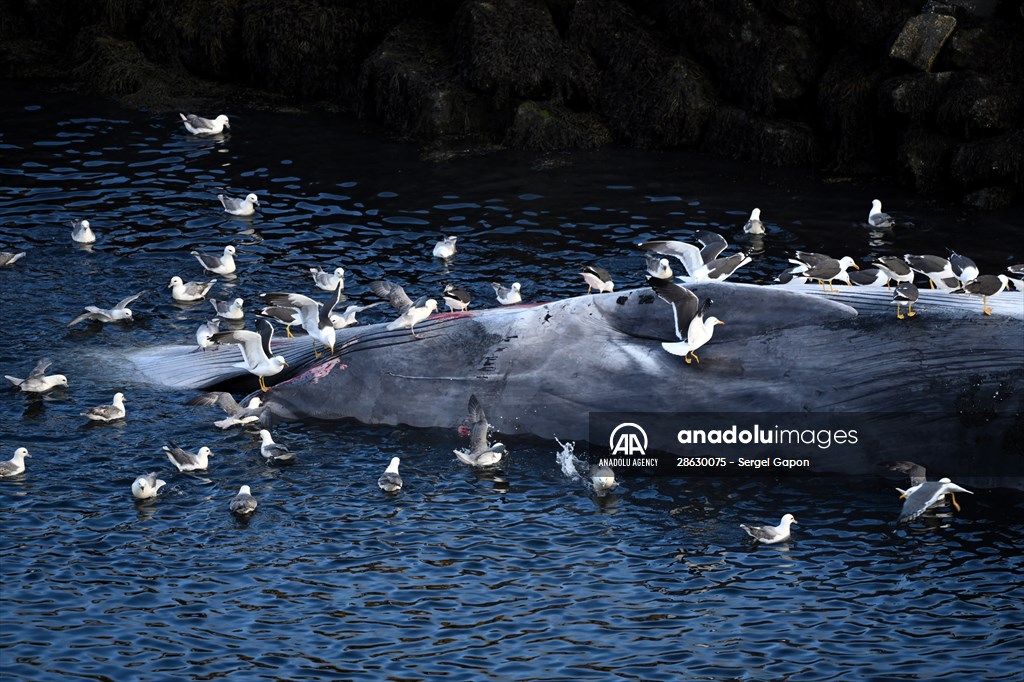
[128,283,1024,487]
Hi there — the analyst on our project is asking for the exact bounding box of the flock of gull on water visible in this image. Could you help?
[2,112,1020,537]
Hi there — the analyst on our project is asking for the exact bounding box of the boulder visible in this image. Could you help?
[702,107,818,166]
[896,128,956,192]
[505,100,611,150]
[889,13,957,72]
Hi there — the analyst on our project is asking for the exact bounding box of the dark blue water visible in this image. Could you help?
[1,82,1022,681]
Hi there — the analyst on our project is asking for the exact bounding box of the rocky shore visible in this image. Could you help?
[1,0,1020,206]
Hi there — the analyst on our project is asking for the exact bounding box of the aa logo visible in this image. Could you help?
[609,423,648,456]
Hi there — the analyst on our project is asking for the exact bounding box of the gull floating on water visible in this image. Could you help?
[0,251,26,266]
[743,208,765,234]
[196,318,221,350]
[581,265,615,294]
[179,112,230,135]
[260,284,341,357]
[188,391,265,428]
[67,290,147,326]
[81,392,126,422]
[897,478,973,525]
[163,442,213,471]
[258,429,293,462]
[210,318,288,392]
[0,447,31,477]
[868,199,895,228]
[5,358,68,393]
[71,218,96,244]
[169,276,216,302]
[219,193,260,216]
[131,472,167,500]
[442,284,472,312]
[455,394,507,467]
[370,280,438,337]
[645,254,673,280]
[192,245,237,275]
[230,485,258,516]
[492,281,522,305]
[329,302,383,329]
[432,236,458,259]
[211,297,245,320]
[590,464,617,494]
[740,513,797,544]
[649,277,724,364]
[310,266,345,291]
[378,457,403,492]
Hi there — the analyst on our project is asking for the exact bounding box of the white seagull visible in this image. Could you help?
[454,394,506,467]
[179,112,230,135]
[590,465,617,494]
[258,429,294,462]
[168,276,216,302]
[370,280,438,338]
[67,290,147,327]
[0,447,31,477]
[192,244,237,275]
[187,392,265,429]
[259,283,342,357]
[5,358,69,393]
[581,265,614,293]
[163,442,214,472]
[71,218,96,244]
[743,208,765,234]
[648,277,724,364]
[210,318,288,392]
[639,233,750,282]
[230,485,258,516]
[329,302,384,329]
[196,318,221,350]
[378,457,403,492]
[131,472,167,500]
[442,284,472,312]
[432,236,458,259]
[211,297,245,320]
[868,199,895,228]
[0,251,26,266]
[740,513,797,544]
[219,193,260,216]
[897,478,973,524]
[81,392,126,422]
[491,281,522,305]
[310,266,346,291]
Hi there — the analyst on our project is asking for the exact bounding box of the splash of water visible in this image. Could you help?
[555,438,583,481]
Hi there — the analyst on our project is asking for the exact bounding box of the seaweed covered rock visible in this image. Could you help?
[358,21,503,143]
[824,0,918,54]
[950,130,1024,195]
[878,71,954,124]
[702,107,818,166]
[504,100,611,150]
[139,0,243,81]
[935,75,1024,136]
[889,13,957,72]
[896,128,956,193]
[817,50,885,173]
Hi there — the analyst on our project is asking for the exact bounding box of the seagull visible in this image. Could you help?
[163,442,213,472]
[219,193,260,216]
[259,306,302,337]
[258,429,293,462]
[131,472,167,500]
[645,254,673,280]
[904,255,959,291]
[230,485,258,516]
[329,302,384,329]
[787,251,859,292]
[581,265,614,294]
[442,284,472,312]
[370,280,438,338]
[590,464,617,494]
[872,256,914,288]
[897,478,973,525]
[179,112,230,135]
[743,208,765,234]
[378,457,403,492]
[0,251,26,266]
[310,266,345,291]
[740,514,797,544]
[196,318,221,350]
[1005,264,1024,291]
[868,199,895,228]
[956,274,1010,316]
[492,281,522,305]
[0,448,31,477]
[71,218,96,244]
[81,392,126,422]
[639,236,750,282]
[648,277,724,364]
[67,290,147,326]
[454,394,506,467]
[192,245,237,275]
[211,297,245,320]
[893,282,919,319]
[210,318,288,391]
[259,283,341,357]
[188,391,265,428]
[849,268,889,287]
[878,460,928,486]
[432,236,458,259]
[949,251,979,283]
[5,358,68,393]
[168,276,216,302]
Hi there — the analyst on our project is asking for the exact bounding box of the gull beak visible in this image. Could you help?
[852,263,861,269]
[717,321,726,325]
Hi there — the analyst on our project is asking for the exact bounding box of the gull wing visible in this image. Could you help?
[648,277,699,340]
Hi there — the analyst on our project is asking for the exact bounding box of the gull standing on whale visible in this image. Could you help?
[71,218,96,244]
[442,284,472,312]
[196,318,221,350]
[872,256,914,288]
[787,251,859,292]
[648,277,724,364]
[378,457,403,492]
[904,255,959,291]
[957,274,1010,316]
[131,472,167,500]
[581,265,615,294]
[454,394,507,467]
[67,290,147,327]
[179,112,230,135]
[0,448,31,477]
[210,318,288,392]
[329,302,384,329]
[370,280,438,338]
[219,193,260,216]
[81,392,126,422]
[5,358,69,393]
[169,276,216,302]
[893,282,919,319]
[192,245,236,275]
[740,514,797,544]
[259,283,341,357]
[163,442,214,472]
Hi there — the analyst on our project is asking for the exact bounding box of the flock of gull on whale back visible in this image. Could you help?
[2,112,1020,537]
